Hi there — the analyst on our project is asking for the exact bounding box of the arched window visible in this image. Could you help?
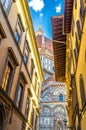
[80,74,85,106]
[59,94,63,101]
[0,111,3,130]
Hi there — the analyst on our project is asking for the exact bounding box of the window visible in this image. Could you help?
[59,94,63,101]
[2,48,18,94]
[80,0,85,26]
[23,53,28,64]
[23,41,30,64]
[80,74,85,107]
[0,0,13,13]
[2,61,14,93]
[0,23,6,41]
[76,20,81,39]
[15,83,23,108]
[25,98,30,119]
[14,30,20,43]
[74,48,78,65]
[30,60,34,78]
[14,15,24,44]
[75,33,79,56]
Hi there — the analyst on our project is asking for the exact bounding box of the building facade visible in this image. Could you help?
[51,0,86,129]
[64,0,86,129]
[35,28,54,79]
[35,29,68,130]
[0,1,43,130]
[39,81,68,130]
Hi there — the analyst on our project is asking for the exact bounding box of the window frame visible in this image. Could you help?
[74,48,78,65]
[75,32,79,55]
[23,40,30,65]
[30,60,34,79]
[2,61,14,93]
[15,82,23,109]
[79,74,85,107]
[0,0,13,14]
[14,29,20,43]
[76,20,82,39]
[2,47,19,94]
[14,14,24,45]
[15,71,27,110]
[80,0,85,27]
[25,97,30,119]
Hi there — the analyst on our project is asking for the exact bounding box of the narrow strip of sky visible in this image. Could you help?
[28,0,64,39]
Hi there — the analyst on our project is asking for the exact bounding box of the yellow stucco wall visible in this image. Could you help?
[66,0,86,128]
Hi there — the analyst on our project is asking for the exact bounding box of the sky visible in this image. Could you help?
[28,0,64,39]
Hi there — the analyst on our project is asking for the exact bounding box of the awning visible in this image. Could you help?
[51,16,66,82]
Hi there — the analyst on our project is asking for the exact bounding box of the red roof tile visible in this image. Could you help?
[36,30,53,51]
